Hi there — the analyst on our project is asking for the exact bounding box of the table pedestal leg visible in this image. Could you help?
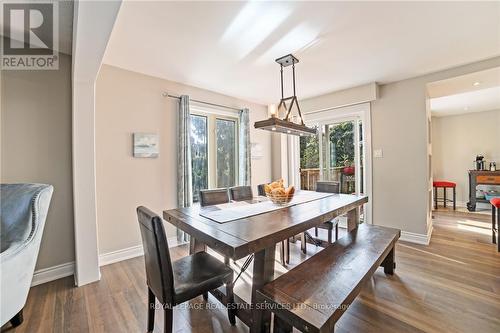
[347,207,360,232]
[251,246,276,333]
[189,237,206,254]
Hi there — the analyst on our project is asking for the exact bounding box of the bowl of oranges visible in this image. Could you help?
[264,179,295,205]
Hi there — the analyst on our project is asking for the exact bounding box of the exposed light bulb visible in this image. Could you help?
[268,104,277,118]
[473,82,480,86]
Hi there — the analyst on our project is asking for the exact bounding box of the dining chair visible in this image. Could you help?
[256,183,290,266]
[229,186,253,201]
[200,188,230,207]
[137,206,235,333]
[257,184,266,196]
[200,188,232,264]
[315,181,340,243]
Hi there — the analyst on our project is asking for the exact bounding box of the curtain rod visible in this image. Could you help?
[162,92,242,112]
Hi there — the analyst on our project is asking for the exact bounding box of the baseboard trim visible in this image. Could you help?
[31,261,75,287]
[441,200,490,210]
[98,237,187,267]
[99,245,143,267]
[30,237,187,287]
[400,225,433,246]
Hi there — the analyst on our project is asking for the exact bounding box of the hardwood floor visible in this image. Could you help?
[2,209,499,333]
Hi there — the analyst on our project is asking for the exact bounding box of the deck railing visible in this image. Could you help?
[300,167,343,190]
[300,167,363,193]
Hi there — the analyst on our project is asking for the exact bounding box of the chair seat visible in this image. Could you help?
[173,251,233,304]
[433,181,456,188]
[491,198,500,209]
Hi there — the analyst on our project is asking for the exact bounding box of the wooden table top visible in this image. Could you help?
[163,193,368,260]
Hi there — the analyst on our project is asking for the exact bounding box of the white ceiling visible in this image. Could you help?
[429,67,500,117]
[428,67,500,98]
[430,86,500,117]
[103,1,500,104]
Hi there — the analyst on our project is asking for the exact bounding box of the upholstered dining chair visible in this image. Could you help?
[228,186,253,202]
[315,181,340,243]
[257,184,266,197]
[137,206,235,333]
[199,189,231,264]
[200,188,230,207]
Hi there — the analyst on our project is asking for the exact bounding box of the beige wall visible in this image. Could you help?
[432,110,500,205]
[370,77,430,234]
[95,65,272,255]
[301,82,378,113]
[1,53,75,270]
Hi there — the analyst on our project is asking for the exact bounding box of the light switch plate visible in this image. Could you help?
[374,149,383,158]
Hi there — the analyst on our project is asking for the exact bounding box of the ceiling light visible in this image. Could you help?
[254,54,316,136]
[473,82,480,86]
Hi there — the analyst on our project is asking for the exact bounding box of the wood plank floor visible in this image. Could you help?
[2,209,499,333]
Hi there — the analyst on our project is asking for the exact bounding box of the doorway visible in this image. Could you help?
[292,103,372,224]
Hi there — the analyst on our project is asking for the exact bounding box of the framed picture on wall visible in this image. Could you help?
[133,133,159,158]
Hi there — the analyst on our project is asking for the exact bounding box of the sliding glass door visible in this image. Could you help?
[299,119,364,195]
[295,103,371,222]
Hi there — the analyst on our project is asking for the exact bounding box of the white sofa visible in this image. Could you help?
[0,183,53,327]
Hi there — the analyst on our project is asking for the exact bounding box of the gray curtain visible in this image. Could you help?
[239,108,252,186]
[177,95,192,242]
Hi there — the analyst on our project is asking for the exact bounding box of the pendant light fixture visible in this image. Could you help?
[254,54,316,136]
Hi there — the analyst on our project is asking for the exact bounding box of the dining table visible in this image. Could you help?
[163,190,368,333]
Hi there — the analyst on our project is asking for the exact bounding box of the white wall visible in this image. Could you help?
[95,65,272,256]
[432,110,500,205]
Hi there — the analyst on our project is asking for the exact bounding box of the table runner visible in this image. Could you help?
[200,191,334,223]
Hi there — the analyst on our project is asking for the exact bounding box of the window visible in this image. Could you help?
[190,114,208,203]
[216,118,237,188]
[190,105,239,202]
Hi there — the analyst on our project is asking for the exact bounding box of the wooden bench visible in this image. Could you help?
[256,223,400,333]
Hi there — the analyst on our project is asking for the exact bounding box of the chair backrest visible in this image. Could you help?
[257,184,267,197]
[136,206,174,304]
[199,189,229,207]
[316,181,340,194]
[229,186,253,201]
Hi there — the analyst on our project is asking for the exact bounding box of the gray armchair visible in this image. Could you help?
[0,184,53,327]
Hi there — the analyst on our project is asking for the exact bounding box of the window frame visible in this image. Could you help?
[190,103,239,190]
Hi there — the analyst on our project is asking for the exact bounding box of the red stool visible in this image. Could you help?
[491,198,500,252]
[433,181,456,210]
